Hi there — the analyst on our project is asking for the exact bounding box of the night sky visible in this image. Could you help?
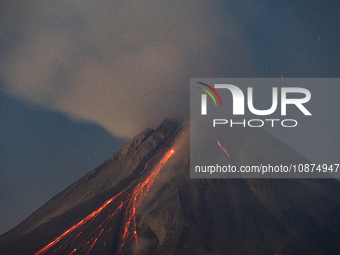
[1,1,340,235]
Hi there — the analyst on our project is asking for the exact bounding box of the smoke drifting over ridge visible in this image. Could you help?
[0,1,252,138]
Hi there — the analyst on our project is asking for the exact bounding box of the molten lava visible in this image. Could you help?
[34,148,175,255]
[217,140,230,157]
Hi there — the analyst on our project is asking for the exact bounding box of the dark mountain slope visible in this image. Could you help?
[1,119,340,255]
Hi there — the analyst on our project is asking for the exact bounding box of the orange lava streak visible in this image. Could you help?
[217,140,230,157]
[84,228,104,255]
[34,192,122,255]
[118,148,175,253]
[34,147,176,255]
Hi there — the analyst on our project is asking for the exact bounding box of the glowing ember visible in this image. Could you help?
[34,147,176,255]
[217,140,230,157]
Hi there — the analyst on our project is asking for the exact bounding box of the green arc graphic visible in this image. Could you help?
[196,87,217,106]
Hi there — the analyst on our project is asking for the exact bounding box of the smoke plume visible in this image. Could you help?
[0,0,252,137]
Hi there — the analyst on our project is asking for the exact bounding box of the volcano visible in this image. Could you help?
[1,119,340,255]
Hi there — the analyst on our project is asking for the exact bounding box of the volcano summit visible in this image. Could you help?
[1,119,340,254]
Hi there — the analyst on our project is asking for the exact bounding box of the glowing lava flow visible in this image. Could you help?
[34,192,123,255]
[34,148,175,255]
[217,140,230,157]
[117,148,175,253]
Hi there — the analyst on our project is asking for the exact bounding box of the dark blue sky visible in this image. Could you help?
[0,92,127,234]
[1,0,340,235]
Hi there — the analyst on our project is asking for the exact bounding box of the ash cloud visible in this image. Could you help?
[0,0,253,138]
